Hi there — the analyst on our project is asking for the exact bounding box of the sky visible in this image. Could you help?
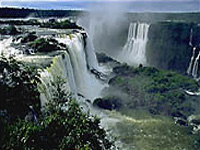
[1,0,199,1]
[0,0,199,12]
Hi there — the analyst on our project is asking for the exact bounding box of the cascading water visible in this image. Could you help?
[187,47,200,79]
[119,22,150,66]
[189,28,193,47]
[0,37,22,57]
[39,53,76,106]
[84,34,99,70]
[187,28,200,79]
[187,47,196,75]
[192,50,200,79]
[55,32,105,101]
[0,31,104,106]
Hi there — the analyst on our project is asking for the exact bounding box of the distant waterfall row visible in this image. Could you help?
[40,32,104,105]
[0,32,104,106]
[119,22,150,66]
[187,28,200,79]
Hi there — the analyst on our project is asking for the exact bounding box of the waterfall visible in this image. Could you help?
[187,28,200,79]
[85,34,99,70]
[39,53,74,106]
[1,32,104,105]
[187,47,196,74]
[55,32,104,101]
[120,22,150,66]
[192,50,200,79]
[187,48,200,79]
[189,28,193,47]
[39,70,55,106]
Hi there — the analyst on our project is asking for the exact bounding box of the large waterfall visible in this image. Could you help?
[58,33,103,99]
[119,22,150,66]
[39,32,105,106]
[0,32,105,106]
[39,53,76,106]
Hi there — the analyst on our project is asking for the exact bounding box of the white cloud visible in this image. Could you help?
[1,0,199,1]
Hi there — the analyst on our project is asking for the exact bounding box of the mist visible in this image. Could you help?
[78,3,129,57]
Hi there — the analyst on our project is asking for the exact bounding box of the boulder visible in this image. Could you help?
[93,97,121,111]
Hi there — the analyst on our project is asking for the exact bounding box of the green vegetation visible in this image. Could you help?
[97,62,200,149]
[0,18,81,30]
[0,8,82,18]
[109,111,200,150]
[0,56,40,120]
[2,97,113,150]
[100,64,200,117]
[0,25,21,35]
[21,32,38,43]
[0,19,40,26]
[28,38,66,52]
[40,19,82,29]
[127,12,200,24]
[0,56,113,150]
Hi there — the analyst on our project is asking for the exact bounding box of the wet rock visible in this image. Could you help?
[93,97,121,111]
[172,111,187,120]
[188,115,200,125]
[187,115,200,134]
[21,32,38,43]
[174,117,188,126]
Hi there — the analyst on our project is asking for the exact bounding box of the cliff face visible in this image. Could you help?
[88,16,200,75]
[146,22,200,74]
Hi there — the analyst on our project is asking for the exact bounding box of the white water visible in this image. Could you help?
[39,53,75,106]
[189,28,193,47]
[119,22,150,66]
[56,33,105,101]
[187,47,196,75]
[0,37,23,57]
[0,32,104,106]
[185,90,200,96]
[192,50,200,79]
[39,69,56,106]
[85,34,99,70]
[186,27,200,79]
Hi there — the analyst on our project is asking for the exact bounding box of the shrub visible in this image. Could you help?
[109,65,200,117]
[2,77,114,150]
[28,38,66,52]
[0,25,21,35]
[21,33,38,43]
[0,56,41,120]
[40,20,82,30]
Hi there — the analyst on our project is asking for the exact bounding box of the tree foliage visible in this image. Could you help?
[0,57,113,150]
[28,38,66,52]
[0,56,41,120]
[107,64,200,117]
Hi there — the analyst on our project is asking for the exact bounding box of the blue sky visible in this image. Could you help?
[1,0,199,12]
[1,0,199,1]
